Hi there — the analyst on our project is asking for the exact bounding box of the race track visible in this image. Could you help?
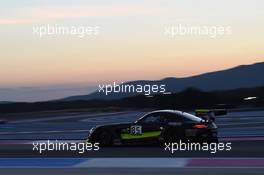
[1,110,264,140]
[0,109,264,174]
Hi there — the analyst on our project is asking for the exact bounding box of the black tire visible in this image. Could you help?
[164,128,184,142]
[98,131,112,146]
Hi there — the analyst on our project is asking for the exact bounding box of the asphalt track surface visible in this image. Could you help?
[2,110,264,140]
[1,109,264,174]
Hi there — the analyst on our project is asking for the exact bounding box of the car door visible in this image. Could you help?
[131,113,165,144]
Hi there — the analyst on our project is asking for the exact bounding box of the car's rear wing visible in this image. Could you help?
[195,109,227,117]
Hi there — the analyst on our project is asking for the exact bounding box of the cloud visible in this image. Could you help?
[35,5,164,18]
[0,4,166,25]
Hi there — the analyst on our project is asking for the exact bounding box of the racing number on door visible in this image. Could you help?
[130,125,142,135]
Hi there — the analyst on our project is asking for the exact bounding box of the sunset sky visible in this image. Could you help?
[0,0,263,101]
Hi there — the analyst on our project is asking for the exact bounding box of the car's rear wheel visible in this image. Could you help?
[98,131,112,146]
[163,128,184,142]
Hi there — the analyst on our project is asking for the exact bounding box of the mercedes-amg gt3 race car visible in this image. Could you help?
[87,110,218,146]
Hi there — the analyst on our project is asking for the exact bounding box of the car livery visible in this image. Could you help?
[87,110,218,146]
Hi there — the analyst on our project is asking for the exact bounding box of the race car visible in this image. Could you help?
[86,110,218,146]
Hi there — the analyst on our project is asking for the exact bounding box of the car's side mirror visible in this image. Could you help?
[134,120,140,124]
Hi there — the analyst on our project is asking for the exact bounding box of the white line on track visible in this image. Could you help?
[10,111,132,123]
[1,158,264,168]
[0,129,90,135]
[75,158,188,168]
[219,121,264,126]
